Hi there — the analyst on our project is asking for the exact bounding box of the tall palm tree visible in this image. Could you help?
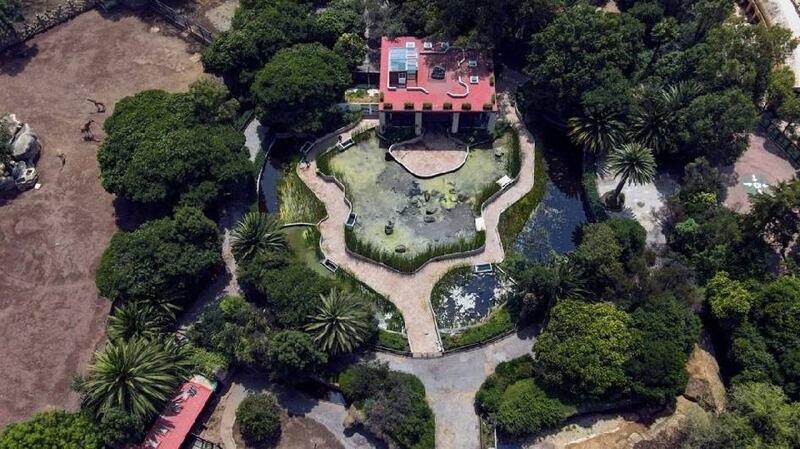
[606,143,657,205]
[629,88,676,155]
[107,301,178,342]
[81,338,191,420]
[568,108,626,154]
[305,289,372,354]
[231,212,287,261]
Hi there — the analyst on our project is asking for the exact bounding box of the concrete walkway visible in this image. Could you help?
[296,80,537,353]
[370,326,538,449]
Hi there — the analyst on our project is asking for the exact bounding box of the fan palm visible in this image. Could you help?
[305,289,372,354]
[629,88,676,155]
[107,301,178,341]
[607,143,657,204]
[568,108,626,154]
[231,212,287,261]
[81,338,191,420]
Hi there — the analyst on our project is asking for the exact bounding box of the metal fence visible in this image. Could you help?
[151,0,215,44]
[759,115,800,167]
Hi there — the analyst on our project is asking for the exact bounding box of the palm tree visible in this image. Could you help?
[107,301,178,341]
[568,108,626,154]
[81,338,191,420]
[305,289,372,354]
[231,212,287,261]
[606,143,657,206]
[629,87,676,155]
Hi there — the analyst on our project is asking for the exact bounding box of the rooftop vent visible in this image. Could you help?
[470,75,479,84]
[406,42,416,49]
[468,60,478,68]
[423,41,433,50]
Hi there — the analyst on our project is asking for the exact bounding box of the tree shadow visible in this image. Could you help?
[112,196,167,231]
[0,42,39,76]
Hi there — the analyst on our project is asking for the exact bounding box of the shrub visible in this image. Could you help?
[237,393,281,444]
[505,127,522,178]
[495,379,574,435]
[384,102,393,110]
[95,207,221,303]
[443,102,453,110]
[489,75,495,86]
[492,93,497,104]
[379,91,384,102]
[473,182,502,214]
[483,103,493,110]
[267,330,328,382]
[404,102,415,110]
[582,156,609,221]
[0,410,104,449]
[498,143,546,249]
[423,102,433,110]
[462,102,472,110]
[476,355,535,415]
[340,362,435,449]
[186,343,229,380]
[441,308,514,350]
[376,330,410,352]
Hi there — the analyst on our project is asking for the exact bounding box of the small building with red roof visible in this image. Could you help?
[130,375,216,449]
[379,36,498,135]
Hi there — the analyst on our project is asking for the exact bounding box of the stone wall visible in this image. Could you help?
[0,0,97,52]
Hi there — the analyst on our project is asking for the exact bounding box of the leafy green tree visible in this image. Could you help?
[81,338,191,420]
[0,0,22,34]
[0,122,12,166]
[188,78,240,124]
[305,288,373,354]
[534,300,638,400]
[188,295,271,367]
[494,379,574,435]
[267,330,328,382]
[678,89,757,164]
[525,3,644,119]
[237,393,281,445]
[107,300,178,341]
[606,217,647,264]
[567,108,626,154]
[572,222,632,299]
[749,178,800,262]
[239,251,331,329]
[251,43,351,134]
[606,142,657,206]
[95,407,146,447]
[626,299,701,404]
[95,207,221,303]
[314,0,365,44]
[476,356,536,416]
[201,0,313,92]
[98,89,250,209]
[510,255,588,322]
[231,212,287,262]
[729,321,782,386]
[0,410,103,449]
[766,67,800,127]
[334,32,368,68]
[705,271,754,326]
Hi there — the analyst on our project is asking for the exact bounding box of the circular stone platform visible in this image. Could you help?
[390,132,468,178]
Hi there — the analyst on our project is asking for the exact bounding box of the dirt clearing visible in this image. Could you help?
[0,9,203,426]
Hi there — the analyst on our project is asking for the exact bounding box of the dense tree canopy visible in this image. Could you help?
[0,0,22,34]
[95,207,221,303]
[0,410,103,449]
[534,300,638,400]
[98,85,250,209]
[266,330,328,382]
[237,393,282,444]
[251,43,351,134]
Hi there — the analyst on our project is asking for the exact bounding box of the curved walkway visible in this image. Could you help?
[296,83,536,353]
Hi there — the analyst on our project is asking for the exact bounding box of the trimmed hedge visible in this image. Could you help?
[345,227,485,273]
[506,128,522,178]
[441,308,514,350]
[377,330,411,352]
[498,142,546,249]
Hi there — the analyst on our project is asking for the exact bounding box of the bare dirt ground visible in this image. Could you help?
[161,0,237,32]
[723,133,798,212]
[0,9,203,426]
[233,416,344,449]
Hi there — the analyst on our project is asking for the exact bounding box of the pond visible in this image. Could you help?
[431,266,514,330]
[259,137,302,213]
[513,127,588,262]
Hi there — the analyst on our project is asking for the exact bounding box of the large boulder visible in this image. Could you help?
[0,175,15,191]
[1,113,22,138]
[11,124,41,163]
[684,332,726,414]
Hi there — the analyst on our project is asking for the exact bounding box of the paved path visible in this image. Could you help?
[296,82,536,353]
[178,120,267,329]
[371,326,537,449]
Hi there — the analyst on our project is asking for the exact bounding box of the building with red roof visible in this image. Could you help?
[378,36,498,135]
[131,376,216,449]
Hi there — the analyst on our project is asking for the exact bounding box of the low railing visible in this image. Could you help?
[151,0,215,44]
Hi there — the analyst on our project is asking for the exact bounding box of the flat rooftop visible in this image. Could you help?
[380,36,497,112]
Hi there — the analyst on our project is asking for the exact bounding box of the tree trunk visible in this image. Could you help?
[613,174,627,203]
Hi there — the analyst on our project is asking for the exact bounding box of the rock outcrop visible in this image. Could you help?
[1,113,41,192]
